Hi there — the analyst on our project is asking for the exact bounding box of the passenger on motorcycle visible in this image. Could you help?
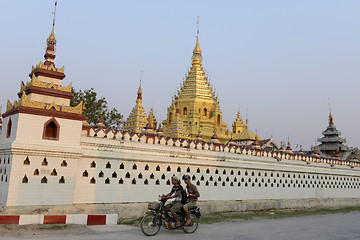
[165,175,186,228]
[182,174,200,226]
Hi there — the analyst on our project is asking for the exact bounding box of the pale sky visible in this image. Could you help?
[0,1,359,150]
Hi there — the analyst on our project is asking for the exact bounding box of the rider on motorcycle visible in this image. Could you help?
[182,174,200,226]
[165,175,186,228]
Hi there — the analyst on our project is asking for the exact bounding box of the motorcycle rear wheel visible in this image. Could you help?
[140,214,161,236]
[183,213,199,234]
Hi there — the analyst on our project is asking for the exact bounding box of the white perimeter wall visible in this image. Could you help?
[2,135,360,206]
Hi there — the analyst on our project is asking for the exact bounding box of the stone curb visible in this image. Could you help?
[0,214,118,225]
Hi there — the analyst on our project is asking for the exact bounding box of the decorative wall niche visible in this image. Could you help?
[42,118,60,141]
[22,175,28,183]
[23,157,30,165]
[105,178,110,184]
[51,169,57,176]
[41,176,47,183]
[59,176,65,184]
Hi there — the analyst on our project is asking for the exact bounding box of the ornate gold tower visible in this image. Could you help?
[233,117,262,143]
[163,23,228,142]
[122,82,148,133]
[232,110,244,134]
[147,107,157,131]
[164,103,190,139]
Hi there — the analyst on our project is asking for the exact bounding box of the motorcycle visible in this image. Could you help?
[140,195,201,236]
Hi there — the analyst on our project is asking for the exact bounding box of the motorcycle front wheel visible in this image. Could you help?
[182,213,199,234]
[140,214,161,236]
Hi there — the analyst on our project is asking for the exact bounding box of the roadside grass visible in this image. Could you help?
[200,206,360,223]
[38,224,70,230]
[120,206,360,225]
[118,217,143,225]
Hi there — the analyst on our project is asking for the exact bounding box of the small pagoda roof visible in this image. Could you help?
[318,136,346,144]
[322,125,341,136]
[233,128,262,141]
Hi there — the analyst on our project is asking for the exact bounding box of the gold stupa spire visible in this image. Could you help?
[162,18,228,142]
[232,110,244,134]
[329,111,333,125]
[122,76,148,134]
[191,16,202,66]
[44,1,58,67]
[147,107,158,131]
[136,71,143,104]
[193,16,202,55]
[47,1,57,44]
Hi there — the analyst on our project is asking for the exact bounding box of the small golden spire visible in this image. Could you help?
[136,72,143,103]
[47,1,57,44]
[329,111,333,125]
[193,16,202,55]
[138,71,142,94]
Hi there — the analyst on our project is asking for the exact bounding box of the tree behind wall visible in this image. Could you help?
[70,88,123,131]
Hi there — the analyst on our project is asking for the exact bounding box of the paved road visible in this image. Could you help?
[1,211,360,240]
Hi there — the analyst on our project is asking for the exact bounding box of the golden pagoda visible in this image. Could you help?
[122,82,148,133]
[232,110,244,134]
[164,103,190,139]
[163,23,228,142]
[233,117,262,143]
[147,107,157,131]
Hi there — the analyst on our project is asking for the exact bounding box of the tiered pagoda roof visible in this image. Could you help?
[233,117,262,143]
[232,110,244,134]
[163,22,229,142]
[122,82,148,134]
[317,112,348,156]
[164,104,189,139]
[147,108,157,132]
